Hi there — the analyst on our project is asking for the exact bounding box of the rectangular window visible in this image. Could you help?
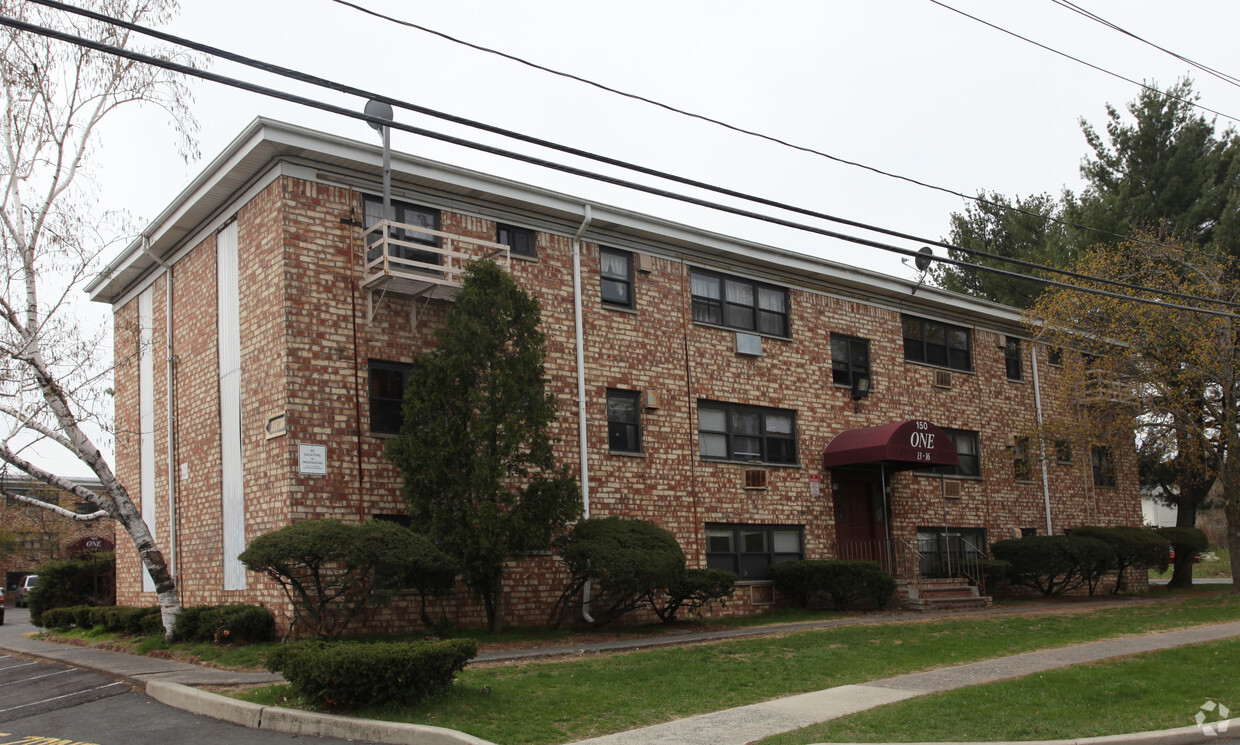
[363,195,441,267]
[369,360,411,435]
[1013,436,1033,481]
[902,315,972,371]
[497,224,536,258]
[705,523,803,580]
[600,247,633,308]
[1005,336,1022,381]
[690,269,789,337]
[1055,440,1072,464]
[918,428,980,478]
[1047,346,1064,366]
[698,401,797,465]
[830,334,871,389]
[916,527,987,575]
[1091,445,1117,487]
[606,389,641,453]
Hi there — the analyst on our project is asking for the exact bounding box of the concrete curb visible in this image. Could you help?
[814,719,1239,745]
[145,680,498,745]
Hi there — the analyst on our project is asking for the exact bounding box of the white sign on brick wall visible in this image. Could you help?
[298,444,327,476]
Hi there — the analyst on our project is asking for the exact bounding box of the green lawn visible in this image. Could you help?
[237,594,1240,745]
[757,637,1240,744]
[1150,547,1232,580]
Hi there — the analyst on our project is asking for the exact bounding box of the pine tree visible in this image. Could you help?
[386,259,580,633]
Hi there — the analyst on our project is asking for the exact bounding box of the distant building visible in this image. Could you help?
[0,475,116,592]
[87,118,1143,630]
[1140,488,1178,529]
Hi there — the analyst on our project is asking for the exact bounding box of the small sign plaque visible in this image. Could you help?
[298,444,327,476]
[809,473,821,497]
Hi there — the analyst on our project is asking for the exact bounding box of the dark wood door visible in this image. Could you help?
[833,474,889,566]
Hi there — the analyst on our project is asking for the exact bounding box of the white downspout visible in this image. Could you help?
[141,238,177,580]
[1031,343,1053,535]
[572,205,594,623]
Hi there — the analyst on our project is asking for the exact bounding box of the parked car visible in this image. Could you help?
[0,586,6,625]
[1168,547,1203,563]
[16,575,37,607]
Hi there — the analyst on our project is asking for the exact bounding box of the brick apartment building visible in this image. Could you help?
[0,476,116,594]
[86,118,1140,629]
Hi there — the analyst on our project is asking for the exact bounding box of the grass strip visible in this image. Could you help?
[756,637,1240,744]
[238,594,1240,745]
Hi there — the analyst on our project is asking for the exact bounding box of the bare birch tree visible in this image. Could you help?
[0,0,197,635]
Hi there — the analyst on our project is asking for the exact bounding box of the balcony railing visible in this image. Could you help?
[361,220,510,302]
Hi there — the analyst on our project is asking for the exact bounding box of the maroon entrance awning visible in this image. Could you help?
[822,420,959,471]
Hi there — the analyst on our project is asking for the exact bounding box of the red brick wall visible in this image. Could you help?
[110,172,1141,631]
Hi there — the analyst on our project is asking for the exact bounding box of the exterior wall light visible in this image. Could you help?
[851,376,871,400]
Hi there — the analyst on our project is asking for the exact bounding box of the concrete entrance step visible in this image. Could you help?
[900,578,992,612]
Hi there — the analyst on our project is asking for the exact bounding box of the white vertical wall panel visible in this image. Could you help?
[217,222,246,590]
[139,288,156,593]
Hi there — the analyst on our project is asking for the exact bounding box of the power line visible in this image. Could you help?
[5,11,1240,319]
[28,0,1240,308]
[1051,0,1240,90]
[31,2,1233,286]
[321,0,1240,266]
[928,0,1240,123]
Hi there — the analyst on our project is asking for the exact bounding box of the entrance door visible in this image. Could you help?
[833,472,890,569]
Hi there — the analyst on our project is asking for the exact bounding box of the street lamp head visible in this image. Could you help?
[363,99,394,133]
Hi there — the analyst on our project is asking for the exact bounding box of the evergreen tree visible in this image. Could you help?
[931,191,1069,308]
[936,78,1240,308]
[386,259,580,633]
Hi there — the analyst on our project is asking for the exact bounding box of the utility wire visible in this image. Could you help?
[929,0,1238,123]
[1051,0,1240,90]
[324,0,1240,264]
[23,0,1240,310]
[5,12,1240,319]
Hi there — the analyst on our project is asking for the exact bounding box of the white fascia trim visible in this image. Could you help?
[108,163,284,310]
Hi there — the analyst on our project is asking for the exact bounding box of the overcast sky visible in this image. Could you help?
[34,0,1240,475]
[89,0,1240,280]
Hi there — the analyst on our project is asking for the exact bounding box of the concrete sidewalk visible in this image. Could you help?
[0,606,1237,745]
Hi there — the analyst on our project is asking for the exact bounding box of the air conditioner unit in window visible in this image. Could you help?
[943,479,963,498]
[736,332,763,356]
[933,370,952,388]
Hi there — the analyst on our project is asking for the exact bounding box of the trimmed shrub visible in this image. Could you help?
[27,554,116,627]
[265,638,477,710]
[1072,526,1169,592]
[552,517,686,628]
[651,568,737,623]
[239,519,456,638]
[991,535,1114,596]
[174,603,275,644]
[40,606,81,630]
[1155,526,1209,557]
[770,560,896,610]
